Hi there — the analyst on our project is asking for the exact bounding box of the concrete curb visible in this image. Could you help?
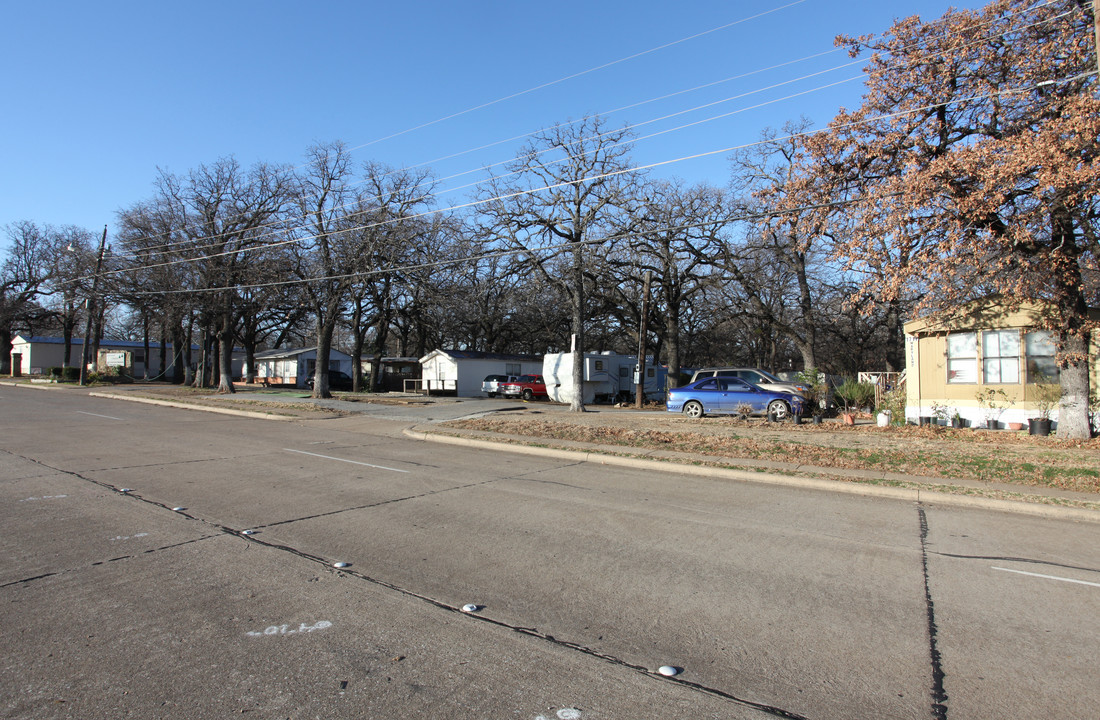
[88,392,295,421]
[0,380,66,391]
[403,427,1100,524]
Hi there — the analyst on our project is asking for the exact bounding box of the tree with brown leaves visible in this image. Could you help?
[801,0,1099,438]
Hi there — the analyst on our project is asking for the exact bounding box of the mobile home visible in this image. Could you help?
[542,351,665,404]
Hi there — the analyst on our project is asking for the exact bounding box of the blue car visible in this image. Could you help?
[666,377,804,420]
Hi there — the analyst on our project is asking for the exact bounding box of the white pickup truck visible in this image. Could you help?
[481,374,519,398]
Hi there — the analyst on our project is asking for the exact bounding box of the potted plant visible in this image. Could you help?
[835,379,875,425]
[1030,376,1061,436]
[928,401,951,428]
[735,401,754,421]
[951,410,966,429]
[796,368,827,423]
[975,388,1009,430]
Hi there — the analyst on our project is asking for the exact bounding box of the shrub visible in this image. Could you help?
[835,378,876,413]
[796,368,828,414]
[880,385,907,425]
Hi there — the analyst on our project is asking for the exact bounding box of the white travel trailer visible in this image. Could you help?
[542,351,665,405]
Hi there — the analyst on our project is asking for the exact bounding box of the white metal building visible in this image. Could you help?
[418,350,543,396]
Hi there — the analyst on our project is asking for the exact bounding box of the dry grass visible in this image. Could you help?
[445,414,1100,494]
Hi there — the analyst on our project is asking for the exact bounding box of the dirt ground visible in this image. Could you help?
[444,404,1100,495]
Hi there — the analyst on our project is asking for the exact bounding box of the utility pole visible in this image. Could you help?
[79,226,108,387]
[1075,0,1100,79]
[1095,0,1099,79]
[634,270,652,409]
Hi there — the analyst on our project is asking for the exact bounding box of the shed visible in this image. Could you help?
[903,299,1099,427]
[253,347,354,388]
[418,350,543,396]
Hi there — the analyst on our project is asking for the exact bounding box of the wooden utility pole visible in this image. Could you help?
[1075,0,1100,79]
[79,226,108,387]
[634,270,652,409]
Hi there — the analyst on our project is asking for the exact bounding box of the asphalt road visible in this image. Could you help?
[2,387,1098,719]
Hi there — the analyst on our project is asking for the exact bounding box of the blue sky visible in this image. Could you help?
[1,0,984,246]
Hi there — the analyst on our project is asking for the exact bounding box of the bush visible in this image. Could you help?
[835,378,876,412]
[48,367,81,381]
[796,368,828,414]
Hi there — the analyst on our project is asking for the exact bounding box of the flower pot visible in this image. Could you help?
[986,419,998,430]
[876,412,890,427]
[792,414,802,425]
[919,416,934,427]
[841,412,856,426]
[812,414,823,424]
[1028,418,1051,436]
[951,418,965,429]
[1006,422,1025,431]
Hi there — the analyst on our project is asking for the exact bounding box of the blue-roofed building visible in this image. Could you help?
[10,334,189,380]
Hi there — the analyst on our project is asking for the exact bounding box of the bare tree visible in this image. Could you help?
[0,221,70,373]
[479,116,641,411]
[142,158,292,392]
[292,144,436,397]
[613,179,730,386]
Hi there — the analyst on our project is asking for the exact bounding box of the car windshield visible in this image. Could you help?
[754,370,781,383]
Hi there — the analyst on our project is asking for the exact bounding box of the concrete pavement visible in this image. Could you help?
[6,380,1098,522]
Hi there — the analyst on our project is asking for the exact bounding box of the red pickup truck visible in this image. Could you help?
[499,374,548,401]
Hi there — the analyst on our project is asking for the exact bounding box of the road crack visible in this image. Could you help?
[918,507,949,719]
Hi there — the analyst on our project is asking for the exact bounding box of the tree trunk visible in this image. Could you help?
[570,244,586,412]
[1050,204,1092,439]
[313,309,338,399]
[1057,330,1092,439]
[62,311,75,367]
[664,311,681,389]
[351,300,365,393]
[794,339,816,373]
[217,308,236,394]
[0,329,11,374]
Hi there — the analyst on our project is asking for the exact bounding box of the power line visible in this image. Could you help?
[100,0,1090,271]
[111,60,1097,299]
[109,1,815,259]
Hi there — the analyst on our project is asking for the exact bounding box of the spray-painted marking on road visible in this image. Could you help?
[246,620,332,637]
[76,410,124,420]
[110,533,149,542]
[19,495,68,502]
[993,566,1100,588]
[284,449,409,473]
[536,710,581,720]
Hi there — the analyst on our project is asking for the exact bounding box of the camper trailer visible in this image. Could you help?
[542,351,665,405]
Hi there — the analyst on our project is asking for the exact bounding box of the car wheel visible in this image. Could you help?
[487,392,496,398]
[767,399,790,421]
[521,388,534,401]
[682,400,704,418]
